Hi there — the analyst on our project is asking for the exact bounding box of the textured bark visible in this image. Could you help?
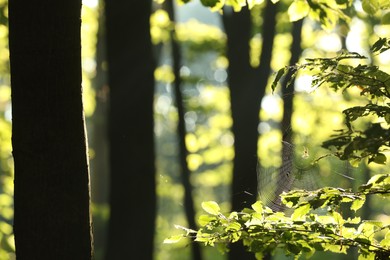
[165,1,202,259]
[9,1,93,259]
[105,1,156,259]
[223,1,278,259]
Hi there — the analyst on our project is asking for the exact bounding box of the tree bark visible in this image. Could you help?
[105,1,156,259]
[9,1,93,259]
[223,1,278,259]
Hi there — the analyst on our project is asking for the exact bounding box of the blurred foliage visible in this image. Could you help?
[272,39,390,165]
[0,0,14,258]
[1,0,389,259]
[164,0,390,259]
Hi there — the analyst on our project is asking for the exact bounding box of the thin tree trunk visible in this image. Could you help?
[165,1,202,260]
[89,4,109,259]
[105,1,156,259]
[9,1,93,258]
[281,19,303,143]
[90,4,109,205]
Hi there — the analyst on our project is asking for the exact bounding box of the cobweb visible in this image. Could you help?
[257,141,321,212]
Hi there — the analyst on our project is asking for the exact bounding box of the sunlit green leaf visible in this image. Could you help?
[351,197,365,212]
[380,231,390,247]
[288,0,310,22]
[247,0,264,9]
[198,214,217,226]
[201,201,221,215]
[225,222,241,231]
[163,234,184,244]
[251,201,263,214]
[291,203,311,221]
[358,252,375,260]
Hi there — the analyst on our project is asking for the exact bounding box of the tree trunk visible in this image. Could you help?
[89,5,109,259]
[224,1,278,259]
[9,1,93,259]
[165,1,203,259]
[90,4,109,205]
[281,20,303,143]
[105,1,156,259]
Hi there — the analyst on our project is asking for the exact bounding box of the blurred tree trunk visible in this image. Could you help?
[223,1,278,259]
[89,4,109,259]
[9,1,93,259]
[281,20,303,143]
[90,4,109,205]
[105,1,156,259]
[165,1,202,259]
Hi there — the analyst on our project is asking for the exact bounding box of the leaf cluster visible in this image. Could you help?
[166,174,390,259]
[272,38,390,165]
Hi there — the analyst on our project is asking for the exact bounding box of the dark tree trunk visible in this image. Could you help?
[223,4,255,213]
[281,20,303,144]
[90,5,109,205]
[105,1,156,259]
[9,1,93,259]
[89,5,109,259]
[224,1,278,259]
[165,1,202,260]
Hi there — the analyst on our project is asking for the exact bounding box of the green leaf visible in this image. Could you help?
[247,0,264,9]
[163,234,183,244]
[198,214,216,226]
[382,12,390,24]
[372,153,387,164]
[225,222,241,232]
[380,231,390,247]
[200,0,220,7]
[201,201,221,215]
[288,0,310,22]
[291,203,311,221]
[362,0,380,15]
[336,0,349,4]
[351,197,365,212]
[358,252,375,260]
[271,67,287,92]
[251,201,263,214]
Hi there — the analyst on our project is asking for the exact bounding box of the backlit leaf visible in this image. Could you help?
[163,234,183,244]
[351,197,365,212]
[201,201,221,215]
[291,203,311,221]
[247,0,264,9]
[251,201,263,214]
[288,0,310,22]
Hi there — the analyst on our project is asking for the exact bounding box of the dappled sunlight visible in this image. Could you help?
[3,0,390,259]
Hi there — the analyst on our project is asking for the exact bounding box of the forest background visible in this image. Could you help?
[0,0,390,259]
